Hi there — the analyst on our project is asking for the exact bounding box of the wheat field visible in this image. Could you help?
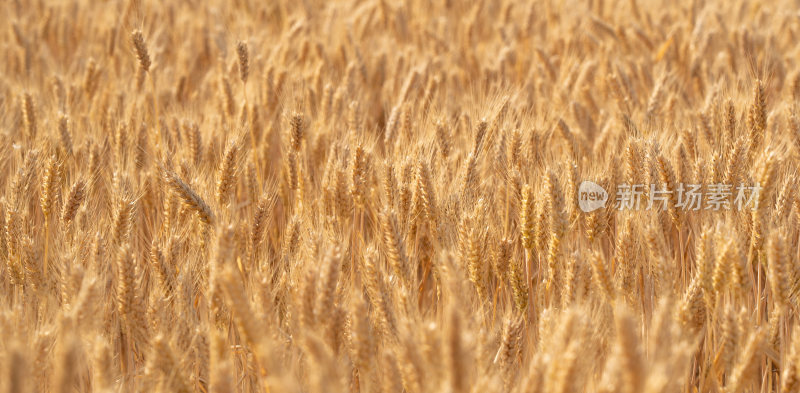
[2,0,800,392]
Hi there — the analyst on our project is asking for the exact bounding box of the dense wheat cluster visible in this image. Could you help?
[3,0,800,392]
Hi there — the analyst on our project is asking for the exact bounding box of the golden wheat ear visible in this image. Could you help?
[130,30,150,72]
[237,41,249,84]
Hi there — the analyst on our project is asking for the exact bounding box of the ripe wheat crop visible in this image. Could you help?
[2,0,800,392]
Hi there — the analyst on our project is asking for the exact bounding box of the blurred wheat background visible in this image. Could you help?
[2,0,800,392]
